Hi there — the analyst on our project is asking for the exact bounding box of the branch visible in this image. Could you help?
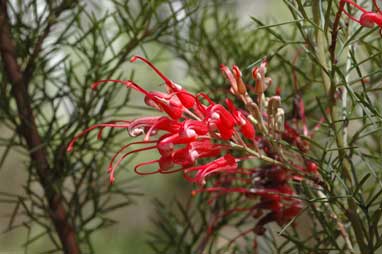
[328,3,368,252]
[0,2,79,253]
[330,1,345,69]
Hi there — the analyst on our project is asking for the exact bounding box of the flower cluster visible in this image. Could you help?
[68,56,254,185]
[67,56,319,240]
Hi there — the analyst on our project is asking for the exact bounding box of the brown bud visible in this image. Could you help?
[232,65,247,95]
[267,96,281,117]
[252,60,270,95]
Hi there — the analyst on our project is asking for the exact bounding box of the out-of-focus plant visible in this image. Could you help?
[0,0,197,253]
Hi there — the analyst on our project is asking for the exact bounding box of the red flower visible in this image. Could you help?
[67,57,315,242]
[226,98,255,140]
[68,56,248,184]
[205,104,235,140]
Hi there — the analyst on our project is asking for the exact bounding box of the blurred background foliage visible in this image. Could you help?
[1,0,382,253]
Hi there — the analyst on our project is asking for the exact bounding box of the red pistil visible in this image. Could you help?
[67,121,131,152]
[92,80,184,119]
[184,154,238,185]
[130,55,195,108]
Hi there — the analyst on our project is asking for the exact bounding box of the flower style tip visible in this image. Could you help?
[91,79,142,92]
[131,55,195,109]
[109,174,115,185]
[66,143,74,153]
[129,55,138,63]
[129,55,174,88]
[91,82,99,90]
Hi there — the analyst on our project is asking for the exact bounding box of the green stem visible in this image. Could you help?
[311,1,370,252]
[320,2,368,252]
[312,0,331,94]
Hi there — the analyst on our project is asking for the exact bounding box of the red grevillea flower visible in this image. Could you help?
[67,56,256,184]
[67,56,316,244]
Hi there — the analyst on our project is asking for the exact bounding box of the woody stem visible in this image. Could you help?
[0,2,79,253]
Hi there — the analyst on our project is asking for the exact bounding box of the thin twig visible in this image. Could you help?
[24,1,79,85]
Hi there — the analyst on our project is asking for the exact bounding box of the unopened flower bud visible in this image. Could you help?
[267,96,281,117]
[232,65,247,95]
[220,64,239,95]
[252,60,270,96]
[265,77,272,88]
[275,108,285,132]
